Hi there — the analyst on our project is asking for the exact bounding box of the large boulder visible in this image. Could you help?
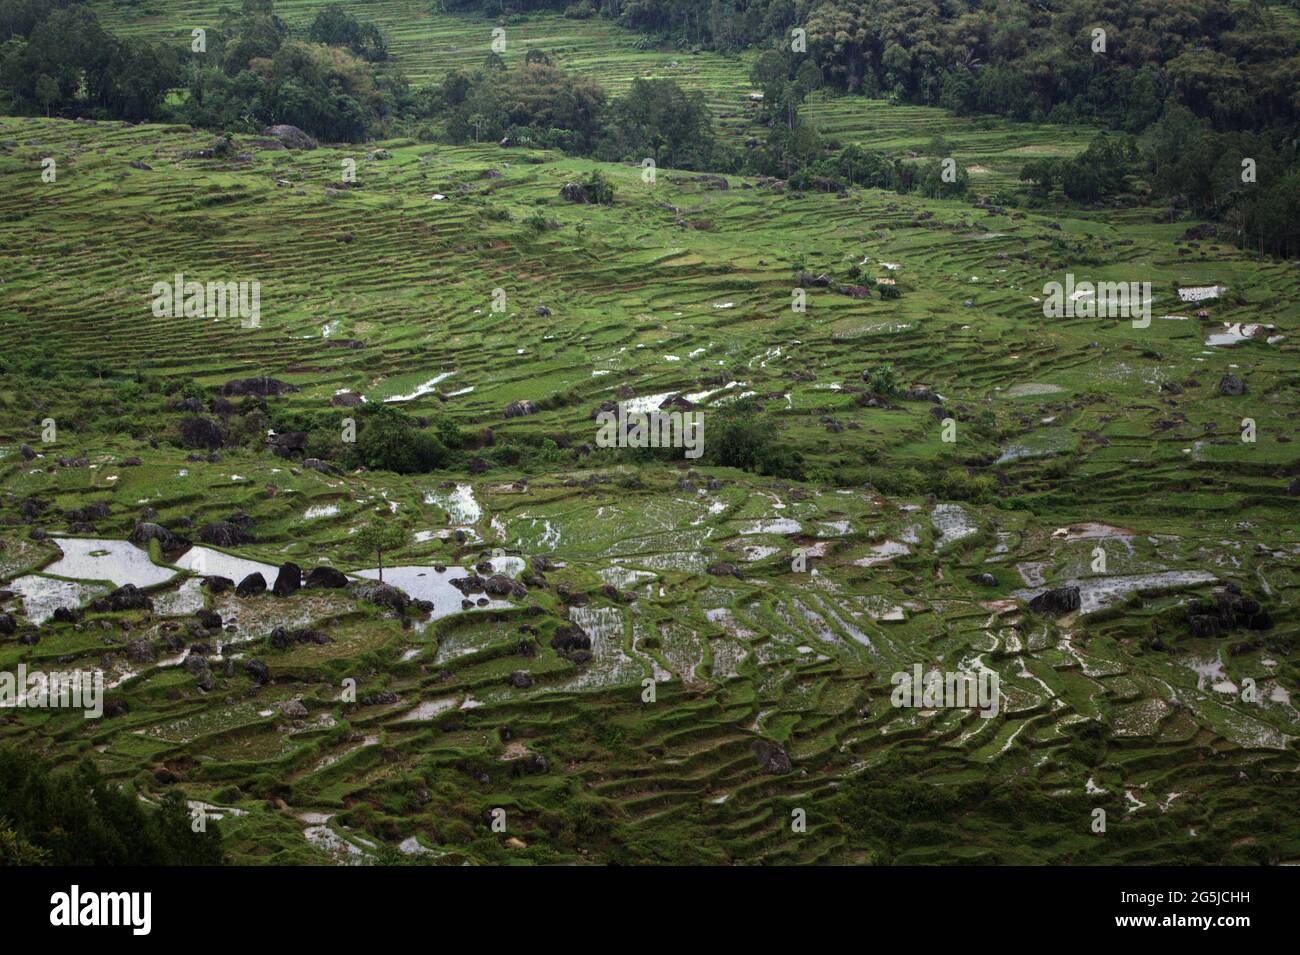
[260,125,317,150]
[305,566,349,589]
[66,501,111,523]
[753,740,791,775]
[235,572,267,598]
[330,391,364,408]
[202,575,235,595]
[450,575,485,595]
[303,458,342,476]
[550,623,591,653]
[348,580,409,615]
[503,399,538,418]
[902,385,943,404]
[1028,586,1081,616]
[220,376,299,397]
[268,431,308,458]
[178,416,223,450]
[197,521,253,547]
[272,562,302,598]
[103,584,152,612]
[560,180,590,203]
[1218,373,1246,396]
[484,574,526,598]
[125,638,157,664]
[244,658,270,684]
[128,522,189,553]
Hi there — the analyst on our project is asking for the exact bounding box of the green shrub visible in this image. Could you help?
[346,405,449,474]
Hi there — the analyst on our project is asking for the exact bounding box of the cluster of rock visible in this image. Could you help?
[1187,586,1273,637]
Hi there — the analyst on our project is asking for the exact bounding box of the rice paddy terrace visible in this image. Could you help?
[1,70,1299,862]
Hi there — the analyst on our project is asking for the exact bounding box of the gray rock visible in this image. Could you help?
[753,740,791,775]
[503,399,538,418]
[235,572,267,598]
[1218,373,1246,396]
[128,522,189,553]
[220,376,299,397]
[244,658,270,684]
[272,562,302,597]
[125,638,157,664]
[260,125,317,150]
[1028,586,1081,616]
[305,566,349,589]
[198,521,252,546]
[178,416,223,450]
[348,580,409,615]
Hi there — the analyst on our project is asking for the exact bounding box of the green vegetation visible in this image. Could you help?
[0,0,1296,868]
[0,747,225,865]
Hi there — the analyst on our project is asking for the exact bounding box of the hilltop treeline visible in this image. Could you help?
[0,0,181,120]
[468,0,1300,134]
[0,747,225,865]
[0,0,411,140]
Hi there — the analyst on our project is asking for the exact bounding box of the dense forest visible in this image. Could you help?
[0,747,225,865]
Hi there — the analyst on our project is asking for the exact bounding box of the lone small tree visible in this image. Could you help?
[354,516,408,583]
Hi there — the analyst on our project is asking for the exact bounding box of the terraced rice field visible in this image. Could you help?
[1,47,1298,863]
